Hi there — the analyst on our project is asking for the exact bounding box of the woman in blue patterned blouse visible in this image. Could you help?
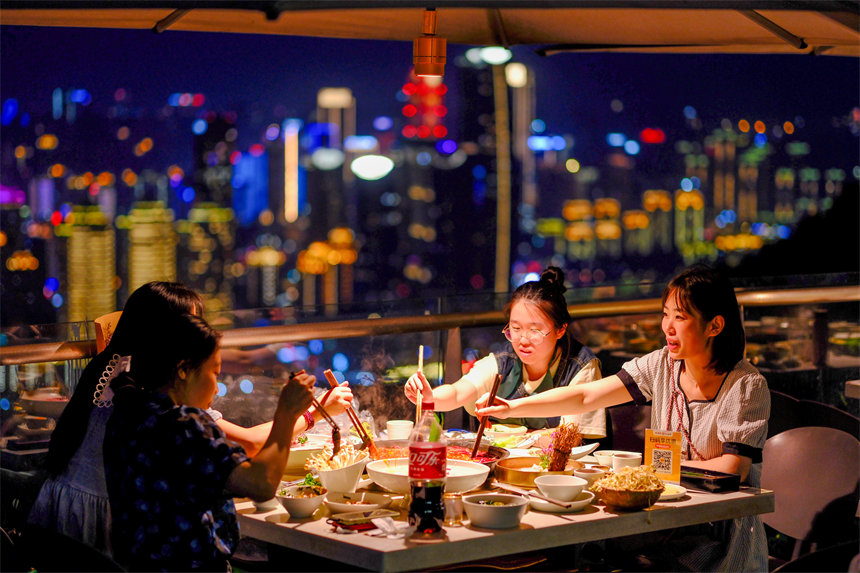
[104,313,315,572]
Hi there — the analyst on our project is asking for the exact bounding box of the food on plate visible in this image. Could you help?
[489,423,527,434]
[592,465,664,493]
[305,443,368,471]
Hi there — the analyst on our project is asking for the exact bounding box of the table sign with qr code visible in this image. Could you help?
[645,429,682,483]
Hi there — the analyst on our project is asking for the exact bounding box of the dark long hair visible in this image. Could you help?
[46,282,202,476]
[504,266,582,384]
[662,264,745,374]
[120,312,221,395]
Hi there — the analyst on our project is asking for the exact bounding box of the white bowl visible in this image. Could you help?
[325,492,392,514]
[593,450,615,466]
[463,493,528,529]
[252,498,281,512]
[317,455,369,493]
[611,452,642,472]
[533,474,587,502]
[574,467,606,488]
[275,484,326,518]
[365,458,489,495]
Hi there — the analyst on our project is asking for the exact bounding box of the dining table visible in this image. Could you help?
[236,468,774,572]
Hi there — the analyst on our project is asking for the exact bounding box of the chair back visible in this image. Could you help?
[798,399,859,437]
[767,389,803,438]
[94,311,123,353]
[761,427,859,556]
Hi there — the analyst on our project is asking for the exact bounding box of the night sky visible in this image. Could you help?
[2,25,858,171]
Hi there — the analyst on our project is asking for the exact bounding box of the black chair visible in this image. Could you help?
[798,398,859,437]
[767,389,803,438]
[772,540,859,572]
[13,525,124,572]
[606,402,651,452]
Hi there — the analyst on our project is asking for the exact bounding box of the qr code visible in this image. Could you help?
[653,449,672,473]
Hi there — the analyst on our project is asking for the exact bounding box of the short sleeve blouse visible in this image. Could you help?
[618,347,770,472]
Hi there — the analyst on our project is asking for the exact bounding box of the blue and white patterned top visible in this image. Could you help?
[104,387,249,572]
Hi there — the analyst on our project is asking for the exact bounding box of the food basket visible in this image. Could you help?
[596,487,663,510]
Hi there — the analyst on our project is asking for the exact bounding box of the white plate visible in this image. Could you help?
[325,492,392,514]
[526,442,600,460]
[659,483,687,501]
[529,490,594,513]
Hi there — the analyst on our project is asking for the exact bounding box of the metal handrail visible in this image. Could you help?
[1,284,857,366]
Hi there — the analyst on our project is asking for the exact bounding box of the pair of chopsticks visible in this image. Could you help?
[323,369,378,456]
[415,345,424,425]
[470,373,502,458]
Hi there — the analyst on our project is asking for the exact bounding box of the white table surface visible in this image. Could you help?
[237,484,774,572]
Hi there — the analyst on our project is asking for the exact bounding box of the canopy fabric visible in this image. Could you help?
[2,1,858,57]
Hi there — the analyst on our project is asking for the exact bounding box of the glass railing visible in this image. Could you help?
[2,274,858,434]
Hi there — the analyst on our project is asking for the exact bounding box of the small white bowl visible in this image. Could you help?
[574,467,606,488]
[275,484,326,518]
[463,493,528,529]
[611,452,642,472]
[252,498,281,512]
[317,455,369,493]
[533,474,587,502]
[593,450,615,466]
[325,492,392,514]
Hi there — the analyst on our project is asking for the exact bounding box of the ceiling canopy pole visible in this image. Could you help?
[152,8,190,34]
[738,9,808,50]
[486,8,510,48]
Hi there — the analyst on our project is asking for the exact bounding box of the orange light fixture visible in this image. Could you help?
[413,8,446,77]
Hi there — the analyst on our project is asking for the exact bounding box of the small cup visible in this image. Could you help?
[611,452,643,472]
[386,420,414,440]
[443,493,464,527]
[574,467,606,488]
[533,474,587,502]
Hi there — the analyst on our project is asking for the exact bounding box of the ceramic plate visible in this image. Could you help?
[659,483,687,501]
[527,442,599,460]
[529,490,594,513]
[325,492,392,514]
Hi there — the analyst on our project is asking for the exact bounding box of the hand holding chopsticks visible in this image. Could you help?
[471,373,502,458]
[323,369,378,457]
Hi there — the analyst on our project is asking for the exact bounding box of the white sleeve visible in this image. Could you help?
[561,358,606,438]
[459,354,499,417]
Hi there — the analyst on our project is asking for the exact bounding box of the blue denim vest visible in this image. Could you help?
[491,340,598,430]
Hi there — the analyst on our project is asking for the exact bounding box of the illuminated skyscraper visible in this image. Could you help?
[176,203,235,320]
[67,206,115,322]
[127,201,176,292]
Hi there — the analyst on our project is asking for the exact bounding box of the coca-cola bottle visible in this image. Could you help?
[408,402,446,536]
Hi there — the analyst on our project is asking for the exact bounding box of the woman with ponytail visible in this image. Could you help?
[404,266,605,436]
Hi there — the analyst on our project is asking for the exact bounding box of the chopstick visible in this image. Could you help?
[311,395,338,428]
[471,373,502,458]
[323,369,378,456]
[416,345,424,425]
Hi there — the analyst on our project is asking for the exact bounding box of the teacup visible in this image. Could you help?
[611,452,643,471]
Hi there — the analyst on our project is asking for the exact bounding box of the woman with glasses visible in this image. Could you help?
[476,265,769,572]
[404,266,604,436]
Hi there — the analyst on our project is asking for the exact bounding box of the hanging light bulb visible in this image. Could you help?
[413,8,446,77]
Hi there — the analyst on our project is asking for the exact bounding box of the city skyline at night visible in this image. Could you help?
[1,25,858,327]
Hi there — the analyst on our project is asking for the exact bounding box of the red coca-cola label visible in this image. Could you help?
[409,443,446,480]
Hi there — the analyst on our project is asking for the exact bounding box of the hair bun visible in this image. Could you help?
[540,266,567,294]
